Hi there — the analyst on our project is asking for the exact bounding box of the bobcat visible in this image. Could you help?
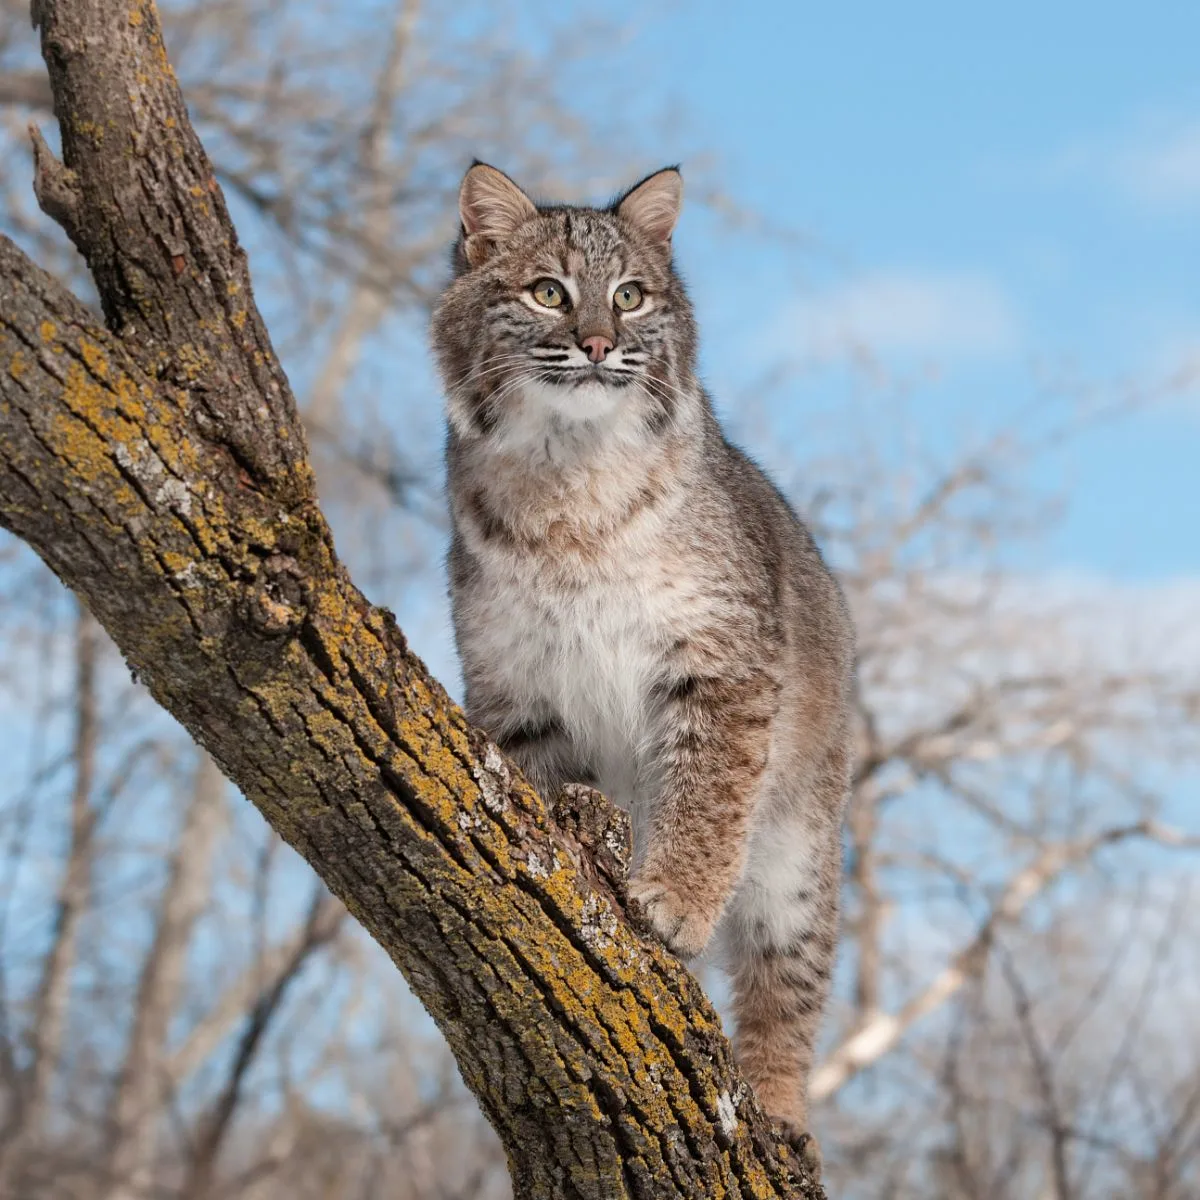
[432,162,854,1165]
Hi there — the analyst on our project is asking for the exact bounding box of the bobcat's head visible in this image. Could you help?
[432,164,697,445]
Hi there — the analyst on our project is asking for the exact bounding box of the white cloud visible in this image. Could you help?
[1125,124,1200,205]
[963,572,1200,672]
[1054,118,1200,209]
[1012,572,1200,674]
[768,270,1020,365]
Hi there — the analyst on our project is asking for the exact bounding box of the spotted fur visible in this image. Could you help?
[431,163,855,1155]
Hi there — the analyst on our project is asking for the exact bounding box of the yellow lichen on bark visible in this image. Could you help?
[2,283,820,1193]
[0,1,827,1186]
[79,337,110,379]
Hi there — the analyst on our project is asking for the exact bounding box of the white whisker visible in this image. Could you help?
[452,354,530,389]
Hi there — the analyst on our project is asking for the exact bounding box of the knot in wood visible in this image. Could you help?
[243,552,306,636]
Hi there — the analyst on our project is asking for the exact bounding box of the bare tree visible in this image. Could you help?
[0,3,822,1197]
[1,2,1197,1198]
[778,384,1200,1194]
[104,752,225,1199]
[0,605,97,1186]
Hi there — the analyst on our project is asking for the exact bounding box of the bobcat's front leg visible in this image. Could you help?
[629,667,779,959]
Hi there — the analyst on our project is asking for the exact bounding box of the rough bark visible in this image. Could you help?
[0,3,822,1197]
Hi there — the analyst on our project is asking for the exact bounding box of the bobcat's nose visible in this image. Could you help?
[580,335,614,364]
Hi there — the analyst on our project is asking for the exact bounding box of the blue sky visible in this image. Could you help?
[614,0,1200,581]
[1,0,1196,1148]
[341,0,1200,708]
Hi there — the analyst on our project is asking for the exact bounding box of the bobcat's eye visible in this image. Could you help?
[531,278,566,308]
[613,282,643,312]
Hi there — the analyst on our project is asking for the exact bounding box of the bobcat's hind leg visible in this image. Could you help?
[722,799,841,1177]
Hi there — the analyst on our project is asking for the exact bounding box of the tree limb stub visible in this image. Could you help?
[0,3,822,1196]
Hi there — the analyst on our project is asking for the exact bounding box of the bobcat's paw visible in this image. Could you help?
[778,1121,822,1181]
[627,874,716,960]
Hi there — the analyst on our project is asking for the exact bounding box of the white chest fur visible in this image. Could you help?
[463,546,684,806]
[453,381,705,805]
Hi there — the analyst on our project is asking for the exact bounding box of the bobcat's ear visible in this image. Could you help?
[615,167,683,244]
[459,162,538,253]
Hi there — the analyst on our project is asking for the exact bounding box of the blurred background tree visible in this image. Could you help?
[0,1,1197,1196]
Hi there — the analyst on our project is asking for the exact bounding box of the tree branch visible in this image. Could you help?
[106,751,226,1197]
[179,885,344,1200]
[0,604,97,1179]
[0,3,818,1195]
[810,820,1199,1103]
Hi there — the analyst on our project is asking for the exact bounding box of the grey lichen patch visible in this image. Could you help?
[580,892,619,952]
[715,1084,744,1147]
[457,808,484,832]
[716,1089,739,1138]
[114,436,176,503]
[484,742,507,777]
[154,475,191,515]
[474,742,510,815]
[172,561,202,589]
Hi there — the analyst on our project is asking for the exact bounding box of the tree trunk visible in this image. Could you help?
[0,3,822,1196]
